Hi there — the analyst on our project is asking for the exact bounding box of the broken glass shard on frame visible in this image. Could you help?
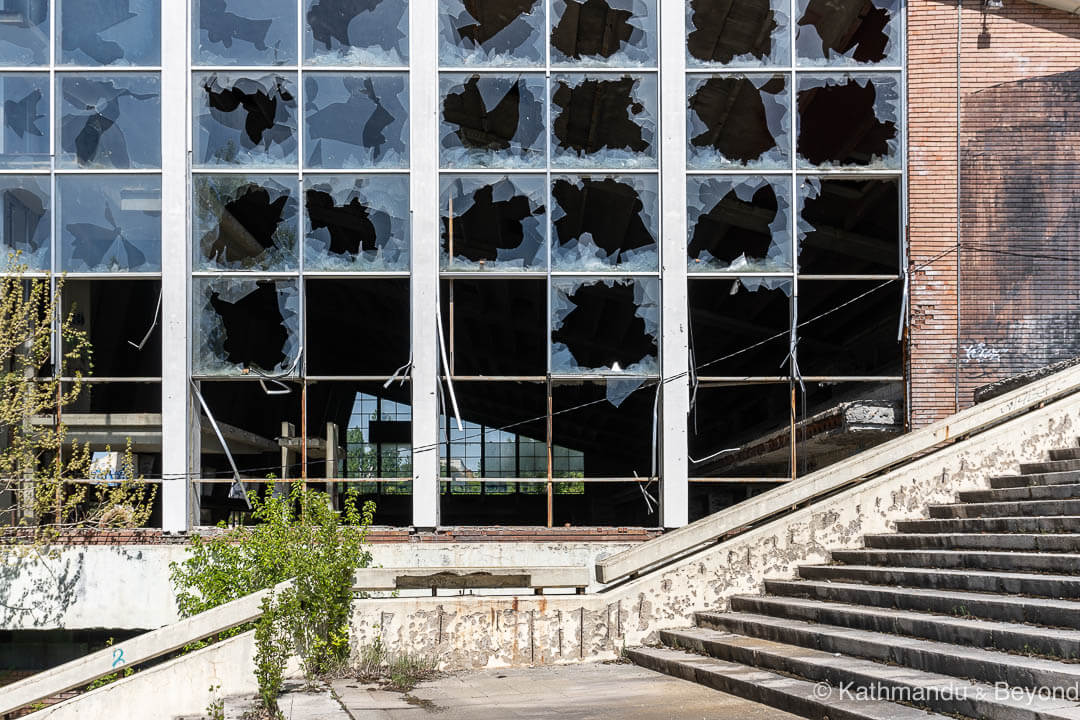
[686,0,789,68]
[440,73,545,169]
[551,174,658,271]
[551,73,657,169]
[0,175,49,269]
[58,74,161,169]
[551,276,659,375]
[305,174,410,271]
[193,277,300,376]
[58,0,161,66]
[194,174,299,272]
[194,0,297,66]
[688,176,792,273]
[439,0,545,67]
[440,174,546,271]
[797,177,900,275]
[687,74,789,170]
[0,0,49,66]
[305,0,409,66]
[57,174,161,272]
[796,0,900,67]
[305,73,408,169]
[796,73,899,169]
[550,0,657,68]
[0,73,48,168]
[195,72,298,168]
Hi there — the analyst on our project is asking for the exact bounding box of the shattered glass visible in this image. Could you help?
[551,276,659,375]
[0,1,48,66]
[0,73,49,168]
[689,277,792,378]
[194,72,298,168]
[193,0,297,66]
[304,73,408,169]
[685,0,789,68]
[687,74,789,170]
[796,73,899,169]
[193,277,300,376]
[304,174,410,271]
[550,0,657,68]
[194,174,299,272]
[58,0,160,66]
[0,175,49,269]
[550,174,658,271]
[439,73,545,169]
[440,174,546,271]
[797,177,900,275]
[305,0,409,66]
[57,174,161,272]
[439,0,545,67]
[551,73,657,169]
[687,175,792,273]
[795,0,901,67]
[58,74,161,169]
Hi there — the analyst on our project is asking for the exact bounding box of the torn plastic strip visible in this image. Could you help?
[435,301,464,433]
[897,271,908,343]
[191,380,250,509]
[127,289,162,350]
[249,345,303,395]
[383,355,413,389]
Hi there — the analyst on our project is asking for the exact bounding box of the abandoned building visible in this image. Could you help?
[0,0,1075,533]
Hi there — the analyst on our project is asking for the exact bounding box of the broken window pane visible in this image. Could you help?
[0,1,49,66]
[306,279,409,376]
[686,0,789,68]
[194,72,298,168]
[58,74,161,169]
[193,0,297,66]
[0,73,49,168]
[798,177,899,275]
[689,383,791,482]
[439,73,545,169]
[550,174,658,271]
[689,277,791,378]
[439,0,545,67]
[58,0,161,66]
[688,176,792,273]
[687,74,789,170]
[551,276,659,375]
[194,174,299,272]
[304,174,409,271]
[0,175,49,269]
[550,0,657,68]
[796,73,899,169]
[61,279,162,377]
[439,279,547,375]
[551,73,657,169]
[795,0,900,67]
[305,0,408,66]
[796,279,902,376]
[304,73,408,169]
[193,277,300,376]
[440,174,546,271]
[57,174,161,272]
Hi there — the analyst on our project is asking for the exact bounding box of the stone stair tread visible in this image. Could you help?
[865,532,1080,547]
[836,549,1080,560]
[803,563,1080,585]
[831,549,1080,571]
[767,577,1080,608]
[895,516,1080,533]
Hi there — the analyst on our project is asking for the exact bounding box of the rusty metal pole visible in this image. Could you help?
[790,381,797,483]
[546,378,554,528]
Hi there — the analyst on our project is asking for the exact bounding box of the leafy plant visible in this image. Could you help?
[205,684,225,720]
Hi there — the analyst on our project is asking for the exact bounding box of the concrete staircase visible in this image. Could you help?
[629,445,1080,720]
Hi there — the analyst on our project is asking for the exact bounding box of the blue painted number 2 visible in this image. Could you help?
[112,648,125,668]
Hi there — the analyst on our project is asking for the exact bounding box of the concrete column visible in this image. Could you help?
[409,2,440,529]
[658,0,690,528]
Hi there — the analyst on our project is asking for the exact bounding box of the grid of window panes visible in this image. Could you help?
[346,392,411,492]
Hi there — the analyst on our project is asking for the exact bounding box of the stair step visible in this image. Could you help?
[961,483,1080,503]
[730,595,1080,661]
[1021,459,1080,475]
[864,533,1080,552]
[831,549,1080,574]
[895,516,1080,534]
[764,579,1080,630]
[990,470,1080,489]
[929,499,1080,519]
[657,627,1080,720]
[695,611,1080,692]
[799,564,1080,598]
[627,645,955,720]
[1051,448,1080,461]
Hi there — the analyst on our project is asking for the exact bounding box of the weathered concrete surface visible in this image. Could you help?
[351,391,1080,670]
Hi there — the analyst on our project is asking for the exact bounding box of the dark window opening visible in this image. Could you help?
[305,279,410,377]
[197,279,299,375]
[688,75,786,167]
[796,0,894,64]
[795,379,903,475]
[551,176,657,266]
[689,278,791,378]
[440,279,547,377]
[797,76,897,167]
[552,76,650,157]
[440,177,546,268]
[551,0,640,60]
[195,176,298,271]
[453,0,541,50]
[551,278,659,374]
[688,178,790,272]
[61,279,162,379]
[796,279,902,376]
[798,177,899,275]
[687,0,779,65]
[689,383,791,479]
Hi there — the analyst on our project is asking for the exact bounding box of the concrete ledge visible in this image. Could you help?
[355,566,590,591]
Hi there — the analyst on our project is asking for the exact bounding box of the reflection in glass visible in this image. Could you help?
[194,72,298,167]
[551,73,656,169]
[0,0,49,66]
[551,276,659,375]
[58,0,161,66]
[687,74,789,170]
[0,175,49,269]
[440,174,546,271]
[796,0,900,66]
[304,73,408,169]
[194,174,299,271]
[687,175,792,273]
[551,174,658,271]
[193,0,297,66]
[439,73,545,169]
[796,73,900,169]
[305,0,408,66]
[193,277,300,376]
[58,174,161,272]
[550,0,657,68]
[0,73,48,167]
[58,74,160,169]
[439,0,545,67]
[304,174,410,271]
[686,0,789,68]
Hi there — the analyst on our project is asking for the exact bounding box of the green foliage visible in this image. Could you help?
[253,594,287,715]
[205,684,225,720]
[354,637,437,693]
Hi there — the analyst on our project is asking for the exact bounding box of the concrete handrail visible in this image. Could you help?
[596,362,1080,584]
